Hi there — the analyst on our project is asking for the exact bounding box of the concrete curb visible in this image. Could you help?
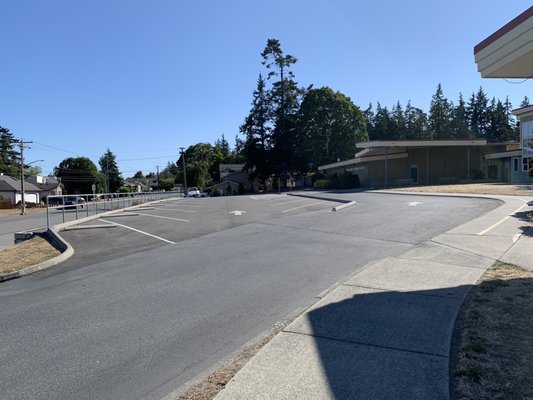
[0,228,74,282]
[288,192,358,211]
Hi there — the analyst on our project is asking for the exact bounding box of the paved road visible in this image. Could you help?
[0,193,499,400]
[0,202,123,249]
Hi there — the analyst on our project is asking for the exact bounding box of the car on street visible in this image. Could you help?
[63,196,86,209]
[187,187,201,197]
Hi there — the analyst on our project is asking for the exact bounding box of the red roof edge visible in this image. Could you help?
[474,6,533,55]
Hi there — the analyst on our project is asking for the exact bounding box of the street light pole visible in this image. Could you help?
[180,147,188,197]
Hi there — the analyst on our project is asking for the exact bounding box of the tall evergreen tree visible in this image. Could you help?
[261,38,303,174]
[519,96,530,107]
[214,134,230,159]
[240,74,273,184]
[99,149,124,193]
[466,87,490,138]
[363,103,376,140]
[0,126,20,176]
[487,98,516,142]
[428,83,454,139]
[373,102,394,139]
[404,101,429,139]
[450,93,471,139]
[391,101,407,139]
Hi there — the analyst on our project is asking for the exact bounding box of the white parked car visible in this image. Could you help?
[187,187,200,197]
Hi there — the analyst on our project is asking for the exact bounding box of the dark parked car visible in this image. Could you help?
[63,196,86,209]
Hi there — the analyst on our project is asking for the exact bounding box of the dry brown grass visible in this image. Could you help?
[390,183,533,197]
[452,263,533,400]
[0,207,46,216]
[0,236,60,275]
[177,322,289,400]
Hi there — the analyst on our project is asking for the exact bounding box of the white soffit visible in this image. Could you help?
[474,7,533,78]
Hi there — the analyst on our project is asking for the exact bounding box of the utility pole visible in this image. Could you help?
[12,138,33,215]
[179,147,188,197]
[156,165,160,191]
[106,154,110,194]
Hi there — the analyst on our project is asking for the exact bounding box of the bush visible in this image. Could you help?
[336,172,360,189]
[314,179,332,189]
[315,173,359,189]
[238,183,246,195]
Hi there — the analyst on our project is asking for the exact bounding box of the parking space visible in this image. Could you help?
[49,194,343,272]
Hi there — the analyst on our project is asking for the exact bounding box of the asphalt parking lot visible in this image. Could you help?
[46,194,343,273]
[3,192,504,400]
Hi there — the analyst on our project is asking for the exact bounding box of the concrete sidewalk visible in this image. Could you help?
[215,193,533,399]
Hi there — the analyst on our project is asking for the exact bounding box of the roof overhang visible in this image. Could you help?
[474,6,533,78]
[318,151,408,171]
[356,140,486,149]
[484,149,523,160]
[513,104,533,118]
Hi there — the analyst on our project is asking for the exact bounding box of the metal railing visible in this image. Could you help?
[45,191,180,230]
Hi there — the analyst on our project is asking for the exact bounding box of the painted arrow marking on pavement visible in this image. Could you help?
[408,202,422,206]
[228,210,246,216]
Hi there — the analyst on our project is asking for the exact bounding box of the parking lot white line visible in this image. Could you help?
[100,219,176,244]
[153,207,197,213]
[137,213,190,222]
[281,201,326,213]
[270,198,308,207]
[263,196,290,202]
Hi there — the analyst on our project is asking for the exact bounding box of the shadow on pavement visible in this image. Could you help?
[305,285,471,399]
[514,210,533,237]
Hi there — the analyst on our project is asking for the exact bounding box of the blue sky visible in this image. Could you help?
[2,1,531,177]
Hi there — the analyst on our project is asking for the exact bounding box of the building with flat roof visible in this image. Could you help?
[317,140,526,188]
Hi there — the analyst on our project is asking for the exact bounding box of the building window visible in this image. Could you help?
[523,157,530,172]
[514,158,519,172]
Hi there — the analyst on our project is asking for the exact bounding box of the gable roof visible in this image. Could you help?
[0,175,41,192]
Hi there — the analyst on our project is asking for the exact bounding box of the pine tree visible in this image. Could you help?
[374,102,393,139]
[240,74,273,184]
[487,98,516,142]
[451,93,472,139]
[404,101,429,139]
[261,38,303,175]
[466,87,490,138]
[99,149,124,193]
[428,83,453,139]
[519,96,530,107]
[363,103,376,140]
[392,101,407,139]
[0,126,20,176]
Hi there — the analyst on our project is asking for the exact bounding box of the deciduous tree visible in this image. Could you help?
[297,87,367,169]
[54,157,102,194]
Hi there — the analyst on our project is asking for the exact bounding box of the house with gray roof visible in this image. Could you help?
[0,174,42,206]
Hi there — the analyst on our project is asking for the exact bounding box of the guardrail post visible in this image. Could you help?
[46,196,50,230]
